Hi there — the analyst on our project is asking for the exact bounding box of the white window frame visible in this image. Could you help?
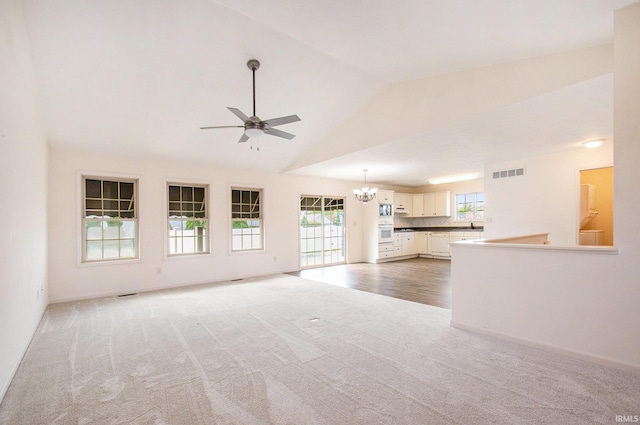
[454,192,484,222]
[230,186,264,252]
[167,182,210,257]
[80,174,140,264]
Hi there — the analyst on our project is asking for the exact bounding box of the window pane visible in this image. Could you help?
[232,235,243,251]
[194,187,205,203]
[182,202,194,215]
[182,186,193,201]
[120,240,135,257]
[104,200,119,211]
[86,179,102,198]
[103,240,120,259]
[169,185,180,202]
[120,200,132,212]
[86,199,102,210]
[103,181,118,199]
[104,222,120,239]
[86,241,102,260]
[121,221,136,239]
[86,221,102,240]
[120,182,134,200]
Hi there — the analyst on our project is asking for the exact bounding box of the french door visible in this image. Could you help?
[300,196,346,268]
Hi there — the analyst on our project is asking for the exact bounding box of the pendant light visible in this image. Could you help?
[353,169,378,204]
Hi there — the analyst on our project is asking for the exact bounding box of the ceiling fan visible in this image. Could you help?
[200,59,301,143]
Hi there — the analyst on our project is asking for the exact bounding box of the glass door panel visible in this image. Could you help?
[300,195,346,268]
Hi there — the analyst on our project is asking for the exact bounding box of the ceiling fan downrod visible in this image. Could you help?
[247,59,260,117]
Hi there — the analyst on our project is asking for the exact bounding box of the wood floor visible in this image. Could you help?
[289,258,452,309]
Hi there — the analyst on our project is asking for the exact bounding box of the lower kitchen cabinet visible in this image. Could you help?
[416,232,431,255]
[393,235,402,257]
[401,233,418,255]
[378,243,394,260]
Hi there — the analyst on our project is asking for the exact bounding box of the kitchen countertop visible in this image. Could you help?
[394,227,484,233]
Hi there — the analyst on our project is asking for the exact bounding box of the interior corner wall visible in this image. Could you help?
[614,2,640,260]
[0,0,49,401]
[47,149,366,302]
[482,144,613,245]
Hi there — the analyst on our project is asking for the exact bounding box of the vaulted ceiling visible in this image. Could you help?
[21,0,634,186]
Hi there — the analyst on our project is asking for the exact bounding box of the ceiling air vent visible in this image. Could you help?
[492,168,525,179]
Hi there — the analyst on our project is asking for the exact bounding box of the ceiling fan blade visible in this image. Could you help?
[264,127,296,140]
[263,115,301,127]
[228,107,249,122]
[200,125,243,130]
[237,133,250,143]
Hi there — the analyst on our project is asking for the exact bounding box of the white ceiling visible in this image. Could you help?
[21,0,633,186]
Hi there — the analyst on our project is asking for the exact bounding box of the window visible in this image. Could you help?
[83,177,138,262]
[231,188,263,251]
[168,184,208,255]
[456,192,484,221]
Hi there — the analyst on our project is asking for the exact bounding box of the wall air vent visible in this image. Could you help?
[492,168,525,179]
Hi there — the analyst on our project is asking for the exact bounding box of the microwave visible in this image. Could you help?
[379,203,393,217]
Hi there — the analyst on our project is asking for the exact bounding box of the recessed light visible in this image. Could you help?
[428,173,479,185]
[583,139,604,149]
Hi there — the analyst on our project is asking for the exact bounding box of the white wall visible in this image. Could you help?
[0,0,49,400]
[48,149,367,302]
[483,144,613,246]
[450,2,640,371]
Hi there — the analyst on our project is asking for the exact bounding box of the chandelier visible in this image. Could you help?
[353,169,378,204]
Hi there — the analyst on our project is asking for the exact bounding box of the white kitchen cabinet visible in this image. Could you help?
[392,235,402,257]
[378,243,395,260]
[394,193,412,215]
[401,232,418,255]
[377,189,394,204]
[412,194,424,217]
[423,192,451,217]
[416,232,431,254]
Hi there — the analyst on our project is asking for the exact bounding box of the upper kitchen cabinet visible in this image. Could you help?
[423,191,451,217]
[412,194,424,217]
[394,192,412,215]
[377,189,394,204]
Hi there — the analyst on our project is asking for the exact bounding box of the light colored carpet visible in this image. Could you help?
[1,274,638,424]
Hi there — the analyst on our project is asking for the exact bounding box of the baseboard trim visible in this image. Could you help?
[49,268,297,304]
[450,321,640,375]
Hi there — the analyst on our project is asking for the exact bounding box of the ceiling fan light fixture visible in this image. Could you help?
[245,128,263,138]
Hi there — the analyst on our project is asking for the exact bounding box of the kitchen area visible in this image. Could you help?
[374,188,483,262]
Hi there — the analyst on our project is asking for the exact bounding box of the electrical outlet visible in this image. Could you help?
[156,267,162,274]
[273,256,277,262]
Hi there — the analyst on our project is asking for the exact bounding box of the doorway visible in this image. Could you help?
[300,196,346,268]
[578,167,613,245]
